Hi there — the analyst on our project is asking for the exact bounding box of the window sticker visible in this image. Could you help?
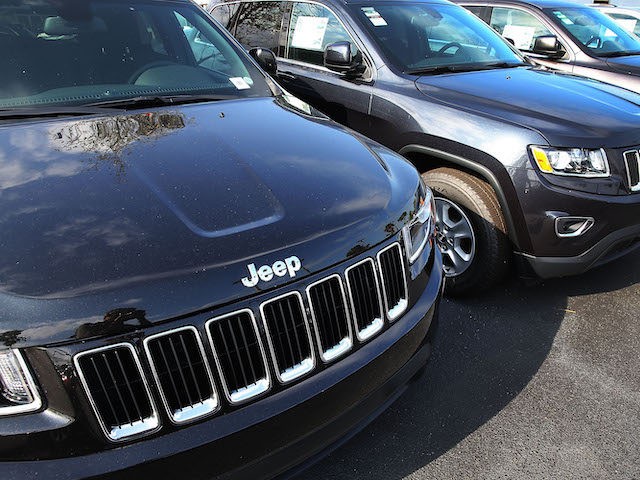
[361,7,388,27]
[291,16,329,50]
[229,77,251,90]
[502,24,535,50]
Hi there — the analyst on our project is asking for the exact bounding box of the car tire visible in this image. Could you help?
[422,167,510,296]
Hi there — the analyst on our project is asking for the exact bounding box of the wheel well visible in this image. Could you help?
[402,149,521,250]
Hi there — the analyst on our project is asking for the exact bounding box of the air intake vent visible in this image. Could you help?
[307,275,353,362]
[377,243,408,322]
[206,310,270,404]
[345,258,384,342]
[624,150,640,192]
[74,344,159,441]
[260,292,315,384]
[144,327,218,424]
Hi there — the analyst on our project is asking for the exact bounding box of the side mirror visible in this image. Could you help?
[324,41,363,76]
[248,47,277,75]
[531,35,564,58]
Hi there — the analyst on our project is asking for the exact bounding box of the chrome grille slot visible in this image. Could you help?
[624,150,640,192]
[306,275,353,362]
[260,292,315,384]
[143,327,218,424]
[74,344,159,442]
[377,243,408,322]
[345,258,384,342]
[206,310,270,404]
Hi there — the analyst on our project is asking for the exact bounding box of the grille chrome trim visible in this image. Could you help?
[376,243,409,322]
[205,309,271,405]
[260,291,316,384]
[306,274,353,363]
[143,326,219,424]
[345,258,385,342]
[74,343,159,442]
[624,149,640,192]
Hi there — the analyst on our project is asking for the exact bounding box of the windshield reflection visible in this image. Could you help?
[352,3,524,73]
[545,7,640,56]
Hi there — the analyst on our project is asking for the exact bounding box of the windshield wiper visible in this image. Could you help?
[404,62,525,75]
[0,106,110,120]
[87,94,236,109]
[599,50,640,58]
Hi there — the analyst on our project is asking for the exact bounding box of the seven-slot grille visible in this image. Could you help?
[345,258,385,342]
[143,327,218,424]
[260,292,315,383]
[307,275,353,362]
[206,310,270,404]
[74,343,159,441]
[377,243,409,321]
[624,150,640,192]
[74,241,412,441]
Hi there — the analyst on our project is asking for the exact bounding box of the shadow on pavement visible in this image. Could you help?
[303,249,640,480]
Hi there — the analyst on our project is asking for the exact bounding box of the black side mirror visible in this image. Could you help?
[531,35,564,58]
[324,41,363,76]
[248,47,277,74]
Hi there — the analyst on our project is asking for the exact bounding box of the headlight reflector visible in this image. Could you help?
[403,182,435,264]
[530,146,609,177]
[0,350,42,415]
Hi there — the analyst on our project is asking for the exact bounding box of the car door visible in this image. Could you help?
[486,5,575,73]
[275,2,373,130]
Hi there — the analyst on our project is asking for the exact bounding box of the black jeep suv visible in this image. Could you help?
[0,1,443,478]
[211,0,640,294]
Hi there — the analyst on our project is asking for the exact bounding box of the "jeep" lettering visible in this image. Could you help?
[241,256,302,288]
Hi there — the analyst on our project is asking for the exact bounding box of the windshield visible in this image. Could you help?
[351,3,525,73]
[0,0,272,110]
[545,7,640,57]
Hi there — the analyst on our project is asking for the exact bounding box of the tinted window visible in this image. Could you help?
[608,12,640,37]
[489,7,552,51]
[287,2,356,66]
[234,1,286,55]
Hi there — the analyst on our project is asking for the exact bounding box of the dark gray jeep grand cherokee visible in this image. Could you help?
[211,0,640,294]
[0,0,443,478]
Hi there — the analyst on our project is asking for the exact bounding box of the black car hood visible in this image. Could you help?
[0,97,418,346]
[605,54,640,73]
[415,67,640,147]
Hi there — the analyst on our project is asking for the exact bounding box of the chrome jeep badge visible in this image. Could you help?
[241,256,302,287]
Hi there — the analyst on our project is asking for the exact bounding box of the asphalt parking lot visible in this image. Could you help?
[303,248,640,479]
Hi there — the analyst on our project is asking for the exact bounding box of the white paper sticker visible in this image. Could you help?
[291,16,329,50]
[229,77,250,90]
[502,24,536,50]
[361,7,388,26]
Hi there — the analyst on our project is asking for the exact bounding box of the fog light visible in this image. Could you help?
[555,217,594,238]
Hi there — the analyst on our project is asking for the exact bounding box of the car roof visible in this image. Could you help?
[454,0,596,8]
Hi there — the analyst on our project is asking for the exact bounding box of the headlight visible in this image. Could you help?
[530,146,609,177]
[0,350,42,415]
[402,181,435,264]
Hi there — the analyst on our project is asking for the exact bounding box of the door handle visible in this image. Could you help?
[278,71,296,80]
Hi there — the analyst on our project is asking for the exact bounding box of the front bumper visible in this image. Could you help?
[516,169,640,279]
[2,251,443,480]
